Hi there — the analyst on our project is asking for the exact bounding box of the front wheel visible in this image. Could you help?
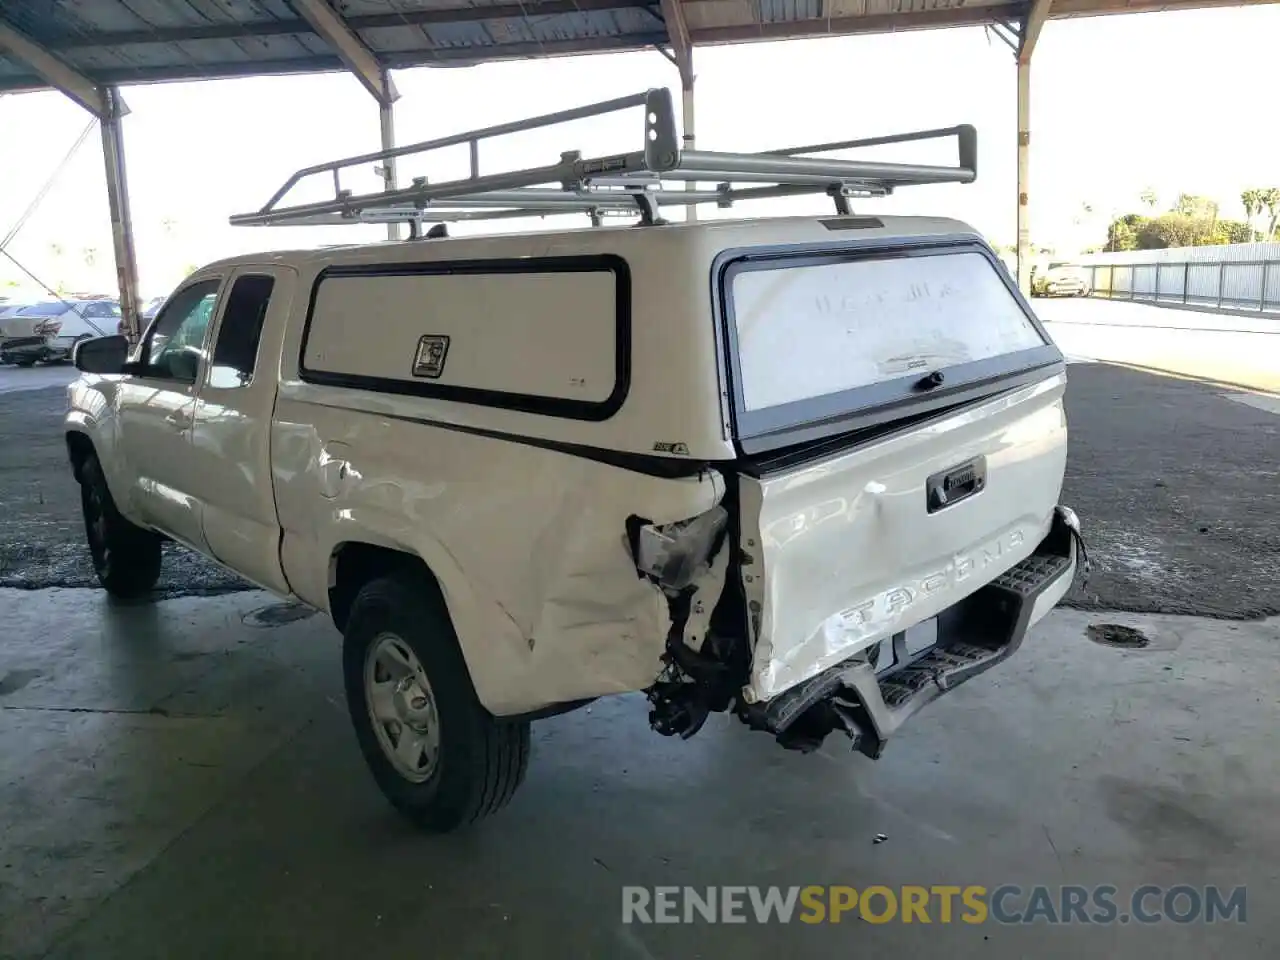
[79,453,162,598]
[342,571,530,831]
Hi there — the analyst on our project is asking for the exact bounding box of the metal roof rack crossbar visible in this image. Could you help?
[230,88,977,230]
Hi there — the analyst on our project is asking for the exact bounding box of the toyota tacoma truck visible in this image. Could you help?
[64,90,1083,831]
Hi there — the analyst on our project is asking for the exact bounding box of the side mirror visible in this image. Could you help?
[73,335,129,374]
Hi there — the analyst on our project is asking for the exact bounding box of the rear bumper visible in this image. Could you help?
[0,336,61,361]
[741,505,1083,756]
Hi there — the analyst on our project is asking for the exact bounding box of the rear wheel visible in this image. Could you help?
[13,358,35,368]
[342,571,530,831]
[79,453,162,598]
[62,335,90,363]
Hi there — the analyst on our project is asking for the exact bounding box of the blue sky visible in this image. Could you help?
[1,4,1278,297]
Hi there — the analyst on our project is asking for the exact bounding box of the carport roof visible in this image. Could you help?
[0,0,1273,95]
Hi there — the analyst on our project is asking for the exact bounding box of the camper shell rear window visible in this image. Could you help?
[716,238,1064,454]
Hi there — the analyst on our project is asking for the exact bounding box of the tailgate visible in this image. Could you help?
[717,236,1067,704]
[738,373,1066,702]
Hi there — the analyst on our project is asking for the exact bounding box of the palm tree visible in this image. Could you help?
[1259,188,1280,241]
[1241,189,1263,241]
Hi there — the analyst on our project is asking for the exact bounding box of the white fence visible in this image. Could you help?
[1073,243,1280,314]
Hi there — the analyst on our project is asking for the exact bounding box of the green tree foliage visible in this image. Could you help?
[1173,194,1219,221]
[1105,213,1146,251]
[1241,189,1264,240]
[1259,188,1280,241]
[1139,215,1202,248]
[1219,220,1255,244]
[1103,191,1273,250]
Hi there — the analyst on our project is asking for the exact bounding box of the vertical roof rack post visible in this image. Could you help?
[230,90,976,231]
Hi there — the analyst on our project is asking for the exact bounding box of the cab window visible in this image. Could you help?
[207,275,274,388]
[142,279,221,383]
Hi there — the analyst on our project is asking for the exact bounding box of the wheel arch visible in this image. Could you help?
[328,540,448,633]
[328,536,495,695]
[65,429,96,484]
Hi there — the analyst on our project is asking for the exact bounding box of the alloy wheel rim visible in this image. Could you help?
[363,632,441,783]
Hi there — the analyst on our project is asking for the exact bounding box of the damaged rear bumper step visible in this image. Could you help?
[742,508,1081,757]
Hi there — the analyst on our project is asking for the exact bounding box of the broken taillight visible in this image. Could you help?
[632,506,728,592]
[34,320,62,336]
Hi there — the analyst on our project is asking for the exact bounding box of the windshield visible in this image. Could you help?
[17,302,72,317]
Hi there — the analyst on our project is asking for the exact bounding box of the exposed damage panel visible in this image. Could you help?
[274,383,731,715]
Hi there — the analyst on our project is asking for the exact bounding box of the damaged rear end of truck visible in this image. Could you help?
[642,233,1084,757]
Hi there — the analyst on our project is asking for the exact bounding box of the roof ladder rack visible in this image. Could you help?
[230,88,977,231]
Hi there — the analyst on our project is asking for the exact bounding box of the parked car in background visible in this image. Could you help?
[0,300,33,320]
[1031,262,1092,298]
[0,299,120,366]
[0,301,34,354]
[0,300,39,361]
[115,296,168,336]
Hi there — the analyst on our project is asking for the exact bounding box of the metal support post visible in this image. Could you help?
[1014,0,1050,298]
[379,88,400,241]
[1260,261,1269,313]
[682,73,697,222]
[659,0,697,223]
[1015,58,1032,296]
[1183,262,1189,304]
[100,87,141,341]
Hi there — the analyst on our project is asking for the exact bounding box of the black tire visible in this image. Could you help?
[342,570,530,831]
[14,359,36,368]
[79,453,162,598]
[58,337,88,364]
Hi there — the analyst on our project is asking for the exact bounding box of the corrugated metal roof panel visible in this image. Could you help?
[359,25,434,53]
[683,0,758,32]
[1,0,1272,95]
[759,0,824,24]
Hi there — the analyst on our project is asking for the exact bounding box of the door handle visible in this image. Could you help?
[165,410,192,428]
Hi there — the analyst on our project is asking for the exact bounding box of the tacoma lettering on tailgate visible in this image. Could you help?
[837,528,1026,630]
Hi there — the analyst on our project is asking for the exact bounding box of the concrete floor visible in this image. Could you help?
[1037,298,1280,392]
[3,587,1278,959]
